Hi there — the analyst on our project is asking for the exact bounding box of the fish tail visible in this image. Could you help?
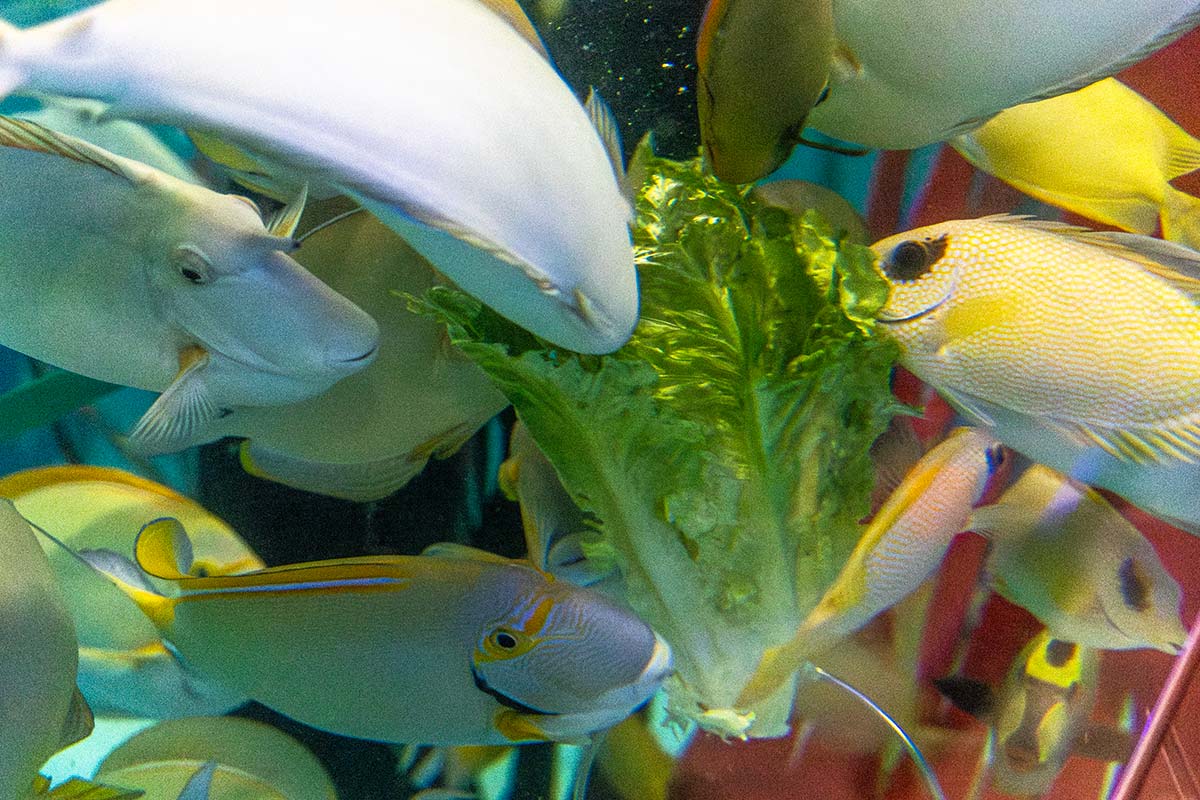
[1160,186,1200,252]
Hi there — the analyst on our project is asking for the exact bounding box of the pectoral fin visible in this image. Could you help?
[493,709,555,743]
[127,347,220,456]
[135,518,196,581]
[57,687,94,750]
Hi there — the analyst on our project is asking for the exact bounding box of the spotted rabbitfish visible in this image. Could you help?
[872,215,1200,531]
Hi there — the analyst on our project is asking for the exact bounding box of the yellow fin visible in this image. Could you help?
[0,113,146,183]
[493,709,554,743]
[37,778,144,800]
[126,346,220,456]
[265,181,308,239]
[0,464,191,504]
[135,518,195,581]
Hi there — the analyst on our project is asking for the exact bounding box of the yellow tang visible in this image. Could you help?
[696,0,834,184]
[872,214,1200,530]
[0,465,261,719]
[971,464,1186,653]
[739,427,1003,707]
[952,78,1200,250]
[101,518,672,746]
[95,716,337,800]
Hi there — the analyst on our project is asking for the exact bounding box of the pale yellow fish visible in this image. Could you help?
[95,517,672,746]
[0,465,260,718]
[970,464,1186,653]
[94,716,337,800]
[951,78,1200,249]
[0,499,87,800]
[210,207,508,502]
[871,214,1200,529]
[738,427,1003,707]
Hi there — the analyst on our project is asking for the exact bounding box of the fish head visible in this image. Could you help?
[871,223,964,325]
[471,577,672,736]
[1098,546,1187,654]
[146,191,380,398]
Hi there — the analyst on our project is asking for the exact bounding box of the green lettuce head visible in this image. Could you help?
[417,143,900,738]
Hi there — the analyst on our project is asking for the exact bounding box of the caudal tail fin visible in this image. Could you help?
[1160,186,1200,252]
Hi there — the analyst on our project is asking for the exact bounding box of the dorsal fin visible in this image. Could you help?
[135,517,195,581]
[477,0,551,61]
[266,182,308,239]
[0,113,147,183]
[984,215,1200,299]
[421,541,515,565]
[585,87,627,190]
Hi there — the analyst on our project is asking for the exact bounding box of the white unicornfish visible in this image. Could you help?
[808,1,1200,149]
[0,113,379,454]
[0,0,638,353]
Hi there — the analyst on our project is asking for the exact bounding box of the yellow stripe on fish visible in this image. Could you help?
[738,427,1003,708]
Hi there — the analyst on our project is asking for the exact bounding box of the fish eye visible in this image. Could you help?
[490,630,519,650]
[986,443,1006,473]
[815,84,830,106]
[1118,557,1152,612]
[884,235,949,282]
[170,245,213,285]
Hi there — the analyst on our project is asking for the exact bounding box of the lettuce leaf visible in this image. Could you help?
[415,145,901,737]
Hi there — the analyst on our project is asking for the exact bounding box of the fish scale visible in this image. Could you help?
[877,217,1200,431]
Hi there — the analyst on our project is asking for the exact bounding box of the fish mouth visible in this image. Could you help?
[876,273,958,324]
[337,344,379,364]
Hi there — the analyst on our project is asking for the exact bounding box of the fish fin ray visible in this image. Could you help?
[135,517,195,580]
[1163,121,1200,180]
[584,87,628,193]
[76,547,159,595]
[0,113,146,183]
[39,778,145,800]
[266,181,308,239]
[57,686,94,750]
[239,435,443,503]
[1161,187,1200,252]
[127,348,220,456]
[1046,416,1200,465]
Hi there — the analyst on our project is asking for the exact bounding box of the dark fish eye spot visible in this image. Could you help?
[885,234,949,282]
[815,85,830,106]
[493,631,518,650]
[1119,557,1152,612]
[986,444,1005,473]
[1044,639,1076,668]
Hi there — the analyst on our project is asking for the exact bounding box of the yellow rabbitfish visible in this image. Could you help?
[971,464,1186,653]
[0,465,261,719]
[0,499,91,800]
[94,716,337,800]
[951,79,1200,249]
[738,427,1003,708]
[99,519,672,746]
[871,215,1200,530]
